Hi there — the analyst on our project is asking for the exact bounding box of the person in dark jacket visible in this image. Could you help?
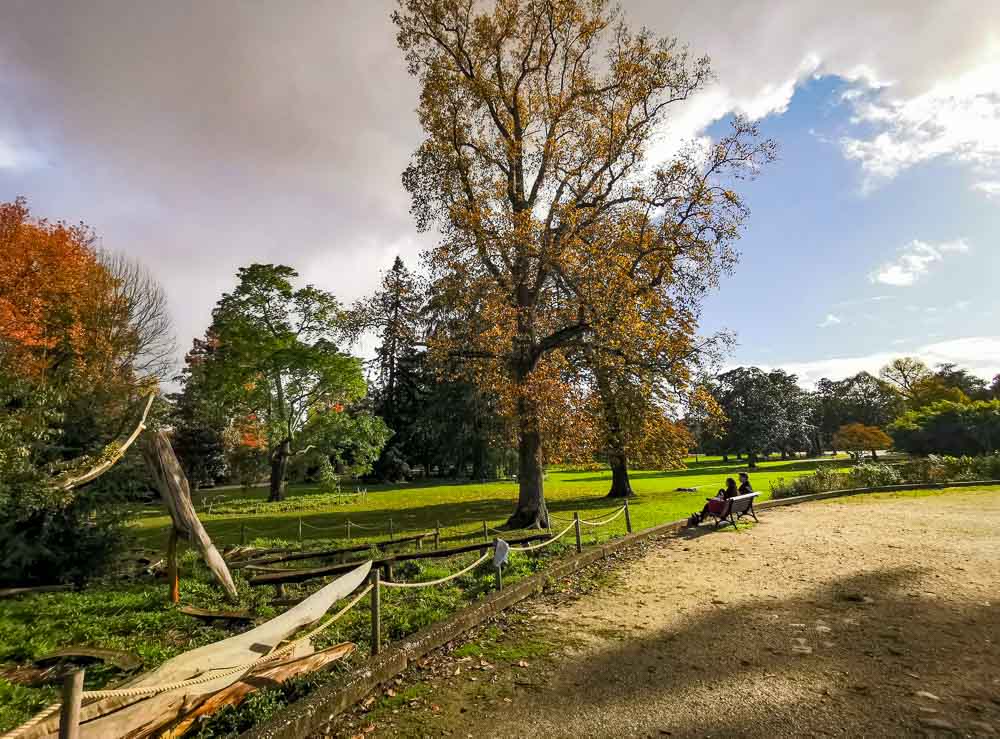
[738,472,753,496]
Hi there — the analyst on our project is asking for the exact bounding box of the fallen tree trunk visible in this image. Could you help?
[21,562,372,739]
[142,430,239,602]
[160,642,354,738]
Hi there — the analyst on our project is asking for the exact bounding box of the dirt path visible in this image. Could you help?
[327,489,1000,738]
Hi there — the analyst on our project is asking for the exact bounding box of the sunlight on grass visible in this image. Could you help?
[128,456,856,549]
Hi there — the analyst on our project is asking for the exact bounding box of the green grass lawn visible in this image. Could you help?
[129,455,855,551]
[0,453,854,734]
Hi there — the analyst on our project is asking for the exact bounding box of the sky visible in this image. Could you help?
[1,0,998,388]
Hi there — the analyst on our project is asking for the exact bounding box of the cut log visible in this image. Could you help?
[224,545,294,562]
[35,647,142,673]
[21,561,372,739]
[160,642,354,738]
[141,430,239,602]
[178,606,253,623]
[247,532,550,587]
[232,532,432,569]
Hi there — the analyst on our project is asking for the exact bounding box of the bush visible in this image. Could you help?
[0,478,125,587]
[770,465,852,499]
[228,445,268,490]
[372,444,411,483]
[848,462,901,488]
[772,453,1000,500]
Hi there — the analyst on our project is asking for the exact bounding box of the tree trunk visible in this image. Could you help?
[269,438,291,502]
[142,431,239,602]
[506,398,548,529]
[606,451,634,498]
[747,450,759,469]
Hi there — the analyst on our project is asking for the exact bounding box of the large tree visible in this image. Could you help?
[355,256,425,428]
[394,0,773,527]
[0,198,173,583]
[198,264,367,501]
[712,367,791,468]
[879,357,931,401]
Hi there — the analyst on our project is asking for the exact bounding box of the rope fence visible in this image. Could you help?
[380,552,491,589]
[11,500,634,738]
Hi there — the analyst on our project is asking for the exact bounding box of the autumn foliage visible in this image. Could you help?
[832,423,893,460]
[0,198,111,380]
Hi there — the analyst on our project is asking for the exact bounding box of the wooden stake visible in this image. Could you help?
[434,524,440,550]
[482,521,488,542]
[298,517,303,544]
[59,668,84,739]
[573,512,582,553]
[370,569,381,656]
[167,529,180,604]
[347,520,351,541]
[624,499,633,534]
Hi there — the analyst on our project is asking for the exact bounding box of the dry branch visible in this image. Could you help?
[54,394,155,491]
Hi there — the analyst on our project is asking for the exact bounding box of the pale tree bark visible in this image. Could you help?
[142,430,239,602]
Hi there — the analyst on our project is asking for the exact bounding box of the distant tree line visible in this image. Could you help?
[692,359,1000,466]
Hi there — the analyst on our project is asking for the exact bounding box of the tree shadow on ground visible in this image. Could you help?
[516,566,1000,737]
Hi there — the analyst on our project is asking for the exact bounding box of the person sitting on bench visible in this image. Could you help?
[690,477,738,525]
[738,472,753,496]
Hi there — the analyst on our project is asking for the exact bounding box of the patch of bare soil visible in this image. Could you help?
[323,489,1000,738]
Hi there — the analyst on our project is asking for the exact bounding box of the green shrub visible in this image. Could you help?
[0,480,125,587]
[316,456,341,495]
[848,462,901,488]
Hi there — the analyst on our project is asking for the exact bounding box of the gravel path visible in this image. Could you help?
[329,488,1000,738]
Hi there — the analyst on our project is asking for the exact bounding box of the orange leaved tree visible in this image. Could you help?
[832,423,893,461]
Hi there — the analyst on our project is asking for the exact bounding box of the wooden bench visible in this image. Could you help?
[704,492,759,529]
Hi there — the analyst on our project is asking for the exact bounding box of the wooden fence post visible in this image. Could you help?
[370,570,381,656]
[434,523,441,550]
[167,529,180,604]
[59,668,84,739]
[482,521,488,542]
[573,512,582,553]
[298,517,303,544]
[624,499,633,534]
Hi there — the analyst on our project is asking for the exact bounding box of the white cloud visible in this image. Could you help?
[840,60,1000,192]
[870,238,969,286]
[767,336,1000,388]
[818,313,842,328]
[972,180,1000,198]
[0,138,43,170]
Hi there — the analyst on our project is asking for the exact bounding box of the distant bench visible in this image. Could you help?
[704,492,759,529]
